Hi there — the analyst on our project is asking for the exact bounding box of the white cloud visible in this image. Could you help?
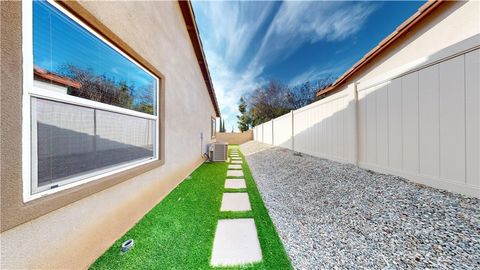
[252,1,376,67]
[288,67,329,87]
[193,1,377,131]
[205,49,265,131]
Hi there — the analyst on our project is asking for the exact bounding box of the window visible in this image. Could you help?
[24,1,160,199]
[211,117,216,139]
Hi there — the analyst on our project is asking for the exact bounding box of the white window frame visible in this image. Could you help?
[211,117,216,139]
[22,0,160,202]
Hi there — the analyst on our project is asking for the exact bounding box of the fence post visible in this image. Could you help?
[349,83,359,166]
[291,110,295,151]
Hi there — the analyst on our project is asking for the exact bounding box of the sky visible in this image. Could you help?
[34,1,156,111]
[191,0,425,131]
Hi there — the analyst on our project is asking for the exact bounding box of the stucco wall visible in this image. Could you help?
[1,1,216,268]
[216,130,253,145]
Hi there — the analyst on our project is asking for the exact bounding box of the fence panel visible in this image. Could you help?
[292,91,354,162]
[273,113,292,149]
[257,124,263,143]
[249,43,478,197]
[357,49,479,196]
[263,120,273,145]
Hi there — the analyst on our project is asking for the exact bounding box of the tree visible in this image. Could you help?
[247,81,291,126]
[60,65,155,115]
[219,118,226,132]
[237,97,252,132]
[245,76,335,126]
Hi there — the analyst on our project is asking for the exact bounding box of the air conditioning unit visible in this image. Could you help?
[209,142,228,162]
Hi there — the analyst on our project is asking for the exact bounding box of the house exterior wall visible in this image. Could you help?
[1,1,217,269]
[252,1,479,197]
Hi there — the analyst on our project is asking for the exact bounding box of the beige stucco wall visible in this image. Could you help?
[1,1,216,269]
[216,130,253,145]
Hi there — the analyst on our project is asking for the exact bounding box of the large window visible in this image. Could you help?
[24,1,160,198]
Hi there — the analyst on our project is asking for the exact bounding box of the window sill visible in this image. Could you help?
[24,158,164,204]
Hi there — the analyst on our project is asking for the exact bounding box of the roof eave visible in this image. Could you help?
[178,0,221,117]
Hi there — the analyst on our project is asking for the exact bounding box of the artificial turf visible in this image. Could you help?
[90,145,292,270]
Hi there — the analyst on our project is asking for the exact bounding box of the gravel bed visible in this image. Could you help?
[240,141,480,269]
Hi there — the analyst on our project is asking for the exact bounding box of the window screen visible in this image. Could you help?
[32,98,155,191]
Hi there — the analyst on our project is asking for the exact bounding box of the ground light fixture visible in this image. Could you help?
[121,239,134,254]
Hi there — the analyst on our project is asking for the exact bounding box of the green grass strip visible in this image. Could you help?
[90,145,292,270]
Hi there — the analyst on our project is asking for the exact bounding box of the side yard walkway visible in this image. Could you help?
[241,141,480,269]
[91,145,291,269]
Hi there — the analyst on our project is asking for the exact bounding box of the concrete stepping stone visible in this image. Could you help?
[225,178,246,189]
[231,157,242,160]
[220,193,251,211]
[227,170,243,177]
[210,218,262,267]
[228,164,242,169]
[231,160,242,164]
[230,155,240,157]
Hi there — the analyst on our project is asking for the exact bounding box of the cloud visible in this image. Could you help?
[193,1,275,130]
[252,1,377,67]
[288,58,355,87]
[205,48,265,131]
[288,67,331,87]
[193,1,275,68]
[192,1,377,131]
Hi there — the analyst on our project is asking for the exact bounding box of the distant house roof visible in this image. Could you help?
[316,0,444,97]
[178,0,221,117]
[34,66,81,89]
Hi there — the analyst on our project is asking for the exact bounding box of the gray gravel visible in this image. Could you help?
[241,141,480,270]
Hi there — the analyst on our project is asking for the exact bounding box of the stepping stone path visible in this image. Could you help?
[210,219,262,266]
[225,178,246,189]
[220,193,251,211]
[210,148,263,267]
[227,170,243,177]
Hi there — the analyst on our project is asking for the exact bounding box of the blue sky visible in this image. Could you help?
[191,0,425,131]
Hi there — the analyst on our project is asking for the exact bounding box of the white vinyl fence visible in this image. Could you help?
[253,41,479,197]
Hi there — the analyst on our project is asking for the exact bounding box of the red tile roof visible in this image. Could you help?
[34,66,81,89]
